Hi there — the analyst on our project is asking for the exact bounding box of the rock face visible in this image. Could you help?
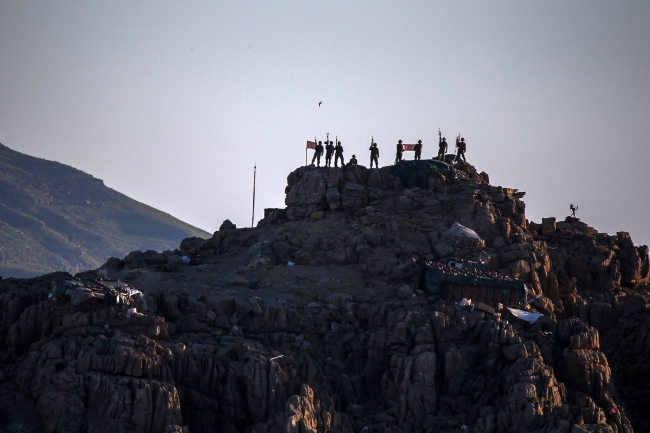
[0,160,648,433]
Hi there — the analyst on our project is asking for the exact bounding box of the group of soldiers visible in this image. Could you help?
[436,135,467,163]
[310,140,346,167]
[394,139,423,163]
[310,134,467,168]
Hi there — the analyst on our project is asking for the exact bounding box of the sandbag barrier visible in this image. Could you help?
[419,261,527,307]
[50,278,142,307]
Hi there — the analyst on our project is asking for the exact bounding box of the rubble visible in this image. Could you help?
[0,160,648,432]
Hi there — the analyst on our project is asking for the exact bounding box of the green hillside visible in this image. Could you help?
[0,143,210,278]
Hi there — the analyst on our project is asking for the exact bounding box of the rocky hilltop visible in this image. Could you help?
[0,143,210,278]
[0,160,648,433]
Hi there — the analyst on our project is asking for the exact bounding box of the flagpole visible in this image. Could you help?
[251,163,256,228]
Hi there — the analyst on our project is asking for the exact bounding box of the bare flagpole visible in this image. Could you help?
[251,163,257,228]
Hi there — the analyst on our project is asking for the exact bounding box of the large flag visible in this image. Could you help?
[403,144,417,151]
[306,140,317,150]
[455,134,460,148]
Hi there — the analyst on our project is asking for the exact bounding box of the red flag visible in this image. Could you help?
[306,140,317,150]
[455,135,460,148]
[403,144,416,151]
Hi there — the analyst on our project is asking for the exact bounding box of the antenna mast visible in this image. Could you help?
[252,163,257,228]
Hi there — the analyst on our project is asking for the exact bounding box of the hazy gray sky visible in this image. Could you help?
[2,1,650,244]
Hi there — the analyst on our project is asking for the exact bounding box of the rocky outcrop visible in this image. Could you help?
[1,160,648,432]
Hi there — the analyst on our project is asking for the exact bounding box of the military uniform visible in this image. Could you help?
[369,143,379,168]
[456,138,467,162]
[311,141,324,166]
[348,155,358,166]
[414,140,422,160]
[325,141,334,167]
[334,141,344,167]
[395,140,403,164]
[437,137,447,161]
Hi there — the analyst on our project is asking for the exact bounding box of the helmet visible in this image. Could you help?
[318,141,322,144]
[352,154,356,157]
[461,138,464,141]
[418,140,422,144]
[337,141,341,145]
[442,137,446,141]
[398,140,402,143]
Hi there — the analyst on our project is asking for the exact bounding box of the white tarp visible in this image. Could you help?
[507,307,542,324]
[442,222,481,240]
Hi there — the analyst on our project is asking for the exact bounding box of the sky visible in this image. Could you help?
[1,1,650,245]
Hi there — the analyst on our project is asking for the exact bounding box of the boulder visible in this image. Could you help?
[507,259,530,281]
[143,250,167,265]
[363,227,383,247]
[124,250,146,269]
[434,239,454,258]
[219,219,236,231]
[285,168,327,207]
[541,217,556,236]
[396,285,413,300]
[100,257,124,270]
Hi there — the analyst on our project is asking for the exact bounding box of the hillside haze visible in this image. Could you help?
[0,143,210,278]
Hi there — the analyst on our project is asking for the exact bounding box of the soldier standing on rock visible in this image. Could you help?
[311,141,324,166]
[334,141,344,167]
[369,141,380,168]
[348,154,358,166]
[414,140,422,160]
[325,141,334,167]
[395,140,404,164]
[437,137,447,161]
[456,137,467,163]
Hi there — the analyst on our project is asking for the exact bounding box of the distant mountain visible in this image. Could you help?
[0,143,210,278]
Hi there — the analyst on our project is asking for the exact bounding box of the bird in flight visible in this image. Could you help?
[319,101,322,107]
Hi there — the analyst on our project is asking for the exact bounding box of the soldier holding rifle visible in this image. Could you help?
[325,134,334,167]
[437,129,448,161]
[456,136,467,162]
[369,137,380,168]
[334,140,344,167]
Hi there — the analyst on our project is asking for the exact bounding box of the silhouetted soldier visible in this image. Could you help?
[311,141,324,166]
[437,137,447,161]
[325,141,334,167]
[334,141,344,167]
[348,154,358,166]
[456,137,467,162]
[369,142,379,168]
[395,140,404,164]
[414,140,422,160]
